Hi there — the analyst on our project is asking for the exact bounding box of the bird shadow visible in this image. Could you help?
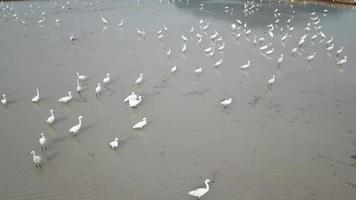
[51,135,70,145]
[46,152,61,161]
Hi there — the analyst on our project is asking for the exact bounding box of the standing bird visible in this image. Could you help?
[69,116,83,136]
[100,15,108,24]
[336,47,343,56]
[170,65,177,73]
[220,98,232,108]
[277,54,284,65]
[307,52,316,62]
[76,72,88,80]
[58,91,72,103]
[103,73,111,84]
[129,96,142,108]
[95,83,101,96]
[1,94,6,105]
[32,88,40,103]
[133,117,147,129]
[39,133,47,151]
[118,19,124,27]
[214,59,223,67]
[135,73,143,85]
[194,67,203,76]
[124,92,138,102]
[46,109,55,125]
[188,179,211,199]
[267,75,276,88]
[76,79,83,93]
[240,60,250,69]
[181,34,188,42]
[30,151,42,168]
[337,56,347,65]
[110,138,119,149]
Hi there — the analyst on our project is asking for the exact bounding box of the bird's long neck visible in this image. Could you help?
[77,79,80,86]
[78,118,82,126]
[205,181,209,190]
[69,93,72,98]
[50,110,54,117]
[36,89,39,96]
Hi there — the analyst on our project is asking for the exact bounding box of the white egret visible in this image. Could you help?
[181,34,188,41]
[69,116,83,136]
[32,88,40,103]
[95,83,101,96]
[220,98,232,108]
[100,15,108,24]
[194,67,202,75]
[277,54,284,65]
[124,92,137,102]
[76,72,88,80]
[129,96,142,108]
[166,48,171,57]
[214,59,223,67]
[326,44,334,51]
[39,133,47,151]
[118,19,124,27]
[267,75,276,87]
[133,117,147,129]
[337,56,347,65]
[30,151,41,168]
[240,60,250,69]
[46,109,55,125]
[69,33,77,41]
[103,73,111,84]
[188,179,210,199]
[204,46,212,53]
[307,52,316,62]
[76,79,83,93]
[265,48,274,56]
[58,91,72,103]
[336,47,343,56]
[170,65,177,73]
[135,73,143,85]
[110,138,119,149]
[182,43,187,53]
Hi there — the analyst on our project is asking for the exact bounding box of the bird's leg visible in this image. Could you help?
[45,146,47,150]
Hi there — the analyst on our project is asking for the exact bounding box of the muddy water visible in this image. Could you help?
[0,0,356,199]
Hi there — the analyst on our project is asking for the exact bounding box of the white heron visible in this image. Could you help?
[135,73,143,85]
[336,47,343,56]
[166,48,171,57]
[326,43,334,51]
[337,56,347,65]
[307,52,316,62]
[133,117,147,129]
[39,133,47,151]
[32,88,40,103]
[277,54,284,65]
[204,46,212,53]
[188,179,211,199]
[30,151,42,168]
[220,98,232,108]
[124,92,138,102]
[69,115,83,136]
[194,67,203,75]
[103,73,111,84]
[58,91,72,103]
[265,48,274,56]
[69,33,77,41]
[100,15,108,24]
[218,43,225,51]
[240,60,250,69]
[214,59,223,67]
[95,83,101,96]
[118,19,124,27]
[267,75,276,88]
[181,34,188,41]
[291,47,298,54]
[129,96,142,108]
[46,109,55,125]
[110,138,119,149]
[76,79,83,93]
[76,72,88,80]
[170,65,177,73]
[182,43,187,53]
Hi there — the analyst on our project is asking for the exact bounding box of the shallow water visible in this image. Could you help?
[0,0,356,199]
